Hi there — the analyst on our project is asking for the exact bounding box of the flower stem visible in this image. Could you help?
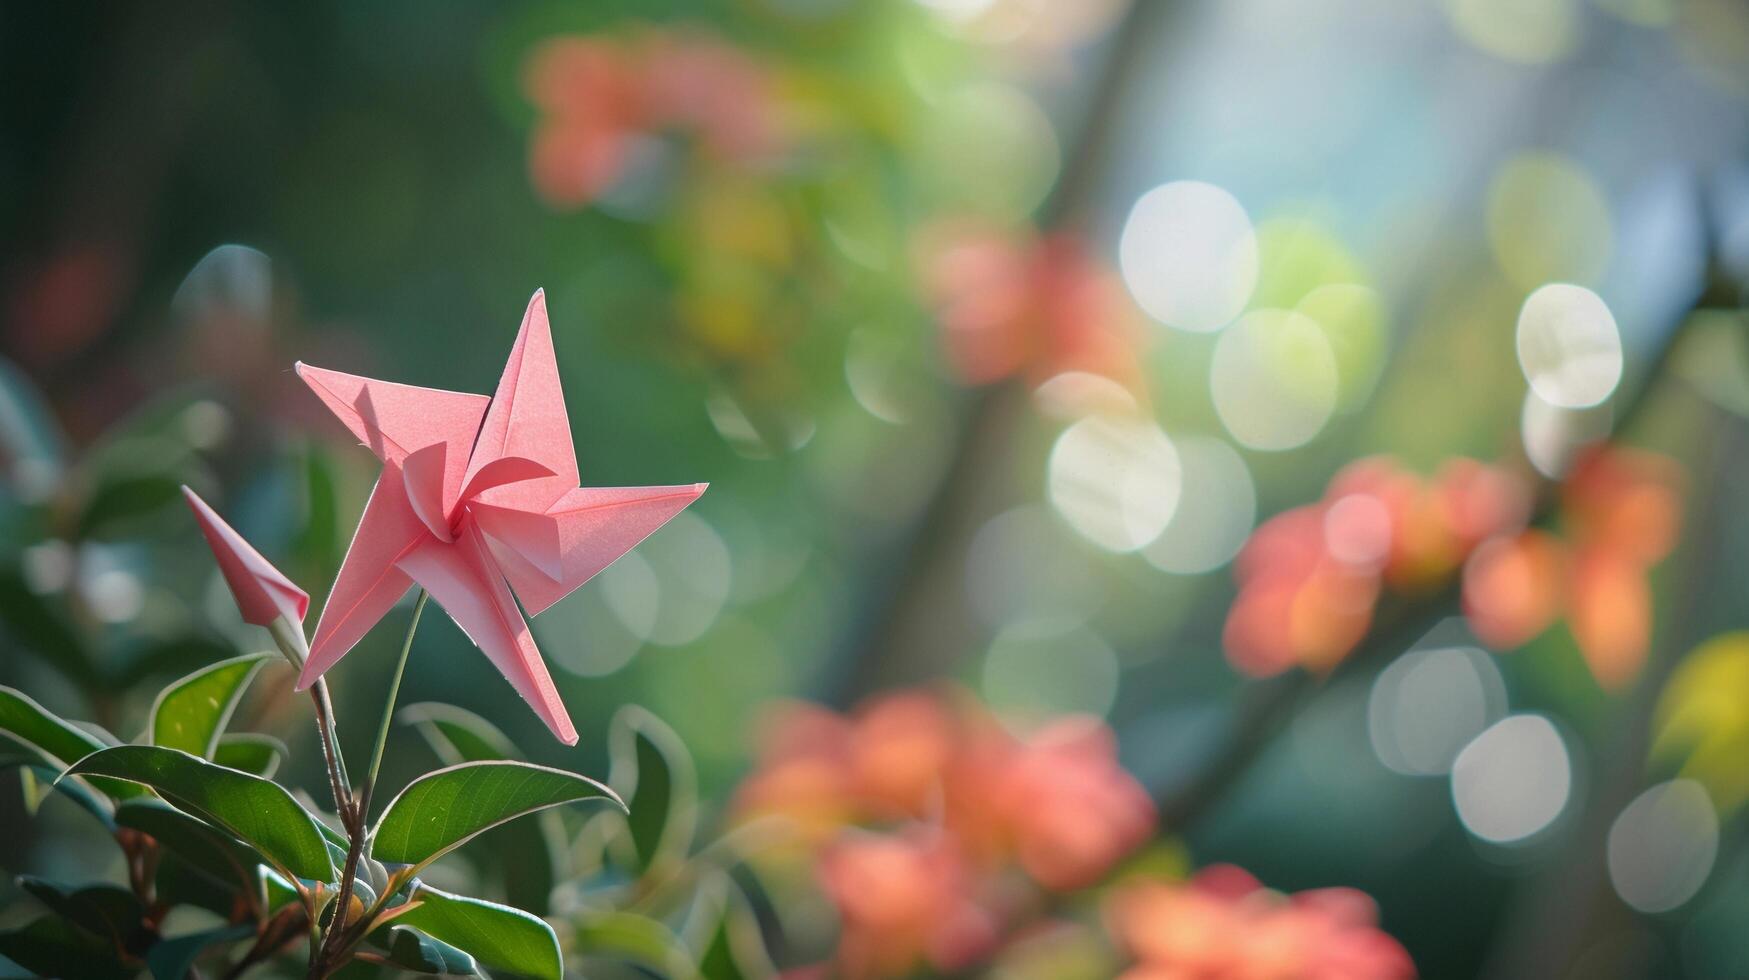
[309,590,428,979]
[359,589,427,822]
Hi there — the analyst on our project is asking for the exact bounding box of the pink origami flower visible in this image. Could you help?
[183,486,311,629]
[295,290,706,744]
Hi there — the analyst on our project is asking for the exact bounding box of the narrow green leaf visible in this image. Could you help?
[609,705,698,874]
[400,702,516,765]
[145,924,254,980]
[382,926,479,974]
[687,875,776,980]
[16,878,148,955]
[149,653,270,758]
[399,702,562,913]
[18,766,46,815]
[0,915,131,980]
[260,866,299,914]
[64,745,333,882]
[574,910,698,979]
[213,732,287,777]
[115,798,259,896]
[392,884,559,980]
[0,686,134,804]
[370,761,622,872]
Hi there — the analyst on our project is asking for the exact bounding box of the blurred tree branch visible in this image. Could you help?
[819,0,1178,705]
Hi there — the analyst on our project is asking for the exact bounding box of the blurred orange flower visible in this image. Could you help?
[1107,865,1415,980]
[916,221,1145,395]
[1225,456,1530,677]
[736,688,1156,976]
[1461,446,1684,688]
[819,829,999,979]
[524,30,781,209]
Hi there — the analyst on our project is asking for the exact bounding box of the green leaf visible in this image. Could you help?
[0,571,96,688]
[382,926,479,974]
[687,874,775,980]
[260,866,299,913]
[213,732,287,777]
[370,761,622,872]
[115,798,260,897]
[609,705,698,874]
[2,762,112,825]
[399,702,562,913]
[0,686,134,805]
[18,767,47,815]
[0,915,131,980]
[64,745,333,882]
[149,653,270,758]
[400,702,517,765]
[145,924,254,980]
[16,878,149,955]
[574,910,698,979]
[392,884,559,980]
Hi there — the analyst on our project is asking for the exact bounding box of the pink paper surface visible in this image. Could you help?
[183,486,310,627]
[295,290,706,743]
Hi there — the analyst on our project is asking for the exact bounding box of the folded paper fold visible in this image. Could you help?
[295,289,706,744]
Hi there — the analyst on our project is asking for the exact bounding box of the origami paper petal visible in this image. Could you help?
[463,291,579,514]
[296,362,489,511]
[396,525,578,745]
[403,443,456,543]
[484,484,708,617]
[183,487,310,627]
[298,473,422,689]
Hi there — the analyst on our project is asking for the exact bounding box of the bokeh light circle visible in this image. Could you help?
[1368,646,1508,776]
[1487,154,1613,289]
[1451,714,1572,843]
[1210,309,1339,451]
[1521,389,1611,478]
[982,618,1120,731]
[1118,181,1258,333]
[1607,779,1718,914]
[1516,283,1623,409]
[1142,436,1256,575]
[1047,415,1182,553]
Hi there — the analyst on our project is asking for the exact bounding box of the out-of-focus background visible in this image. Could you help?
[3,1,1749,977]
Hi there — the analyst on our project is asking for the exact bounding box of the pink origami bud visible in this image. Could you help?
[183,486,311,629]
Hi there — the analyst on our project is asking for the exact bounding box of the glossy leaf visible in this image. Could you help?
[382,926,479,974]
[609,705,698,874]
[149,653,270,758]
[145,924,254,980]
[115,798,260,897]
[0,686,134,804]
[260,866,299,914]
[17,878,149,955]
[399,701,562,913]
[400,702,516,764]
[392,884,561,980]
[0,915,131,980]
[213,732,287,777]
[64,745,333,882]
[575,910,698,979]
[370,761,622,872]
